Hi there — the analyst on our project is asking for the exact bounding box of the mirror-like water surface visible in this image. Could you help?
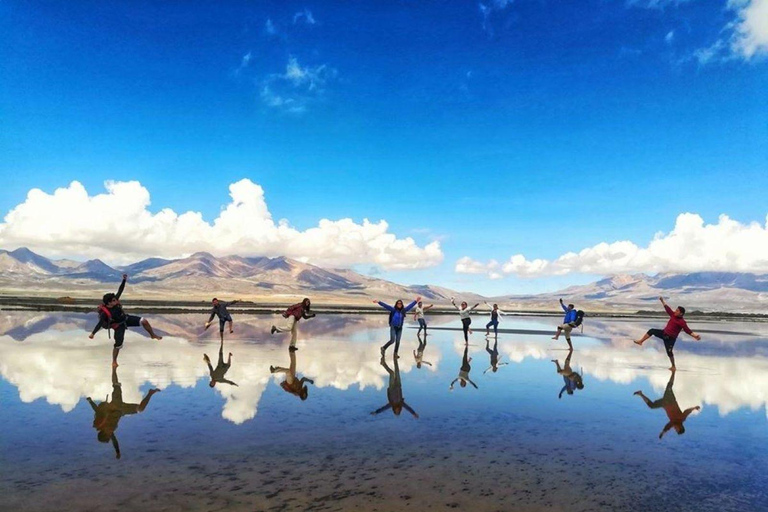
[2,311,767,511]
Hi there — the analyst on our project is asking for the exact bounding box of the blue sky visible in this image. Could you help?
[1,0,766,295]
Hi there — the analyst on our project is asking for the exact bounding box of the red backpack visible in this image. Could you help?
[97,303,122,338]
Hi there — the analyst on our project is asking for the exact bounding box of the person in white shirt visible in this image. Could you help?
[451,297,479,343]
[412,301,434,337]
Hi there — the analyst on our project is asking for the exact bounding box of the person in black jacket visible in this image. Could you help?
[89,274,162,367]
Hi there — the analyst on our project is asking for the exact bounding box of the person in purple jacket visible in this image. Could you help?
[374,296,420,357]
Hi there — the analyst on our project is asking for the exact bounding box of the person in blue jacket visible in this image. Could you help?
[552,298,578,349]
[374,296,420,357]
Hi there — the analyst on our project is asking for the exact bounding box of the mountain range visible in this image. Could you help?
[1,248,767,312]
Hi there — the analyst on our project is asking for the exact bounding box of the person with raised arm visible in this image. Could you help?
[374,296,420,357]
[552,298,578,350]
[633,297,701,370]
[633,371,701,438]
[413,301,434,337]
[371,355,419,418]
[271,298,316,351]
[484,302,506,337]
[483,338,508,374]
[450,343,478,391]
[203,339,238,388]
[204,298,240,342]
[551,349,584,399]
[89,273,162,368]
[413,334,433,369]
[270,345,314,401]
[451,297,480,343]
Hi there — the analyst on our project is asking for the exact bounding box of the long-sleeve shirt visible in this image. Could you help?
[662,305,693,339]
[378,301,417,327]
[284,302,315,321]
[91,279,127,335]
[487,305,506,321]
[452,300,475,319]
[561,303,577,324]
[208,301,235,323]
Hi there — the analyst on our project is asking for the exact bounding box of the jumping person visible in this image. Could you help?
[484,302,506,337]
[86,366,160,459]
[634,371,701,438]
[271,298,315,351]
[270,345,314,401]
[450,343,478,390]
[633,297,701,370]
[413,301,434,337]
[413,334,433,369]
[374,297,420,357]
[551,350,584,399]
[371,355,419,418]
[451,297,480,343]
[483,338,508,374]
[203,340,238,387]
[204,298,240,342]
[552,298,579,350]
[89,274,162,367]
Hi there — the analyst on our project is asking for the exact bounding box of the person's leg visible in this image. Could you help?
[394,326,403,355]
[422,318,428,336]
[564,325,573,350]
[634,328,660,346]
[140,318,162,340]
[289,317,298,348]
[228,319,233,334]
[493,320,498,336]
[552,325,562,340]
[274,316,295,333]
[382,326,396,352]
[485,320,492,335]
[462,318,470,342]
[664,338,677,370]
[112,326,126,368]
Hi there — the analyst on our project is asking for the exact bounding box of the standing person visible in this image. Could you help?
[413,334,433,369]
[451,297,480,343]
[270,298,315,351]
[483,338,508,374]
[86,366,160,459]
[634,371,701,438]
[374,297,420,357]
[204,298,240,342]
[203,340,238,387]
[89,274,162,368]
[450,343,478,390]
[413,301,434,337]
[633,297,701,370]
[483,302,507,337]
[552,298,578,350]
[371,356,419,418]
[270,346,314,401]
[551,350,584,399]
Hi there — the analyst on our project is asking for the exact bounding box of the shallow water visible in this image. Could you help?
[2,311,768,512]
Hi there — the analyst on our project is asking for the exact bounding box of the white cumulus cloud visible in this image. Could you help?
[695,0,768,63]
[456,212,768,278]
[0,179,443,270]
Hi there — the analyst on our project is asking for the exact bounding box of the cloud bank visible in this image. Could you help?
[0,179,443,269]
[456,212,768,278]
[695,0,768,63]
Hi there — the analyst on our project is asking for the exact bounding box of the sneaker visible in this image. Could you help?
[289,346,298,352]
[270,326,277,335]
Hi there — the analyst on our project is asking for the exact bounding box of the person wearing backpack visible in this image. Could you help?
[89,274,163,367]
[551,298,583,350]
[270,298,316,351]
[374,296,420,357]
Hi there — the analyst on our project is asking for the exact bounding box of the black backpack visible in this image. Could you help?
[572,310,585,328]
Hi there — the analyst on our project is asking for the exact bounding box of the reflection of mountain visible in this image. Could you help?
[498,272,768,313]
[0,312,441,425]
[0,247,479,303]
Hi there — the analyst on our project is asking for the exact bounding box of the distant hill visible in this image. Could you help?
[0,247,481,304]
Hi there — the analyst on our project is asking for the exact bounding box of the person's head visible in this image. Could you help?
[461,301,468,309]
[568,303,575,311]
[97,431,111,443]
[212,298,219,306]
[393,403,403,415]
[302,297,311,310]
[416,362,422,369]
[418,301,423,307]
[102,292,118,307]
[209,380,216,388]
[674,424,686,435]
[675,306,686,318]
[300,386,309,401]
[492,366,498,373]
[574,373,584,389]
[460,380,467,388]
[395,299,404,310]
[493,303,498,310]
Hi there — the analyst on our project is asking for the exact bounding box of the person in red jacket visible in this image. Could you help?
[633,297,701,370]
[270,298,315,350]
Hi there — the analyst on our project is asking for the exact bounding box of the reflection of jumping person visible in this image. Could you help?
[89,274,162,368]
[371,356,419,418]
[484,302,506,337]
[270,345,314,401]
[413,335,433,369]
[483,338,508,374]
[271,298,315,351]
[450,343,478,390]
[552,298,578,350]
[413,301,434,337]
[451,297,480,343]
[633,297,701,370]
[203,340,238,387]
[375,297,419,357]
[204,298,239,342]
[634,371,701,438]
[86,366,160,459]
[551,350,584,399]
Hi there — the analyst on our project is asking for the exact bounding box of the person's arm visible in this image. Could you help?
[451,298,460,310]
[423,361,433,366]
[115,275,127,300]
[207,309,216,324]
[218,378,239,387]
[402,402,419,419]
[682,406,701,419]
[299,377,314,385]
[302,310,316,319]
[86,397,98,411]
[483,366,493,375]
[90,311,106,337]
[560,299,568,313]
[424,304,434,311]
[374,300,394,312]
[371,404,392,415]
[403,300,418,312]
[468,378,479,389]
[229,299,240,306]
[559,386,567,399]
[682,321,700,340]
[449,378,459,389]
[659,422,674,439]
[470,303,480,311]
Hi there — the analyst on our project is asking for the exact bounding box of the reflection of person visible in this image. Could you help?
[374,297,419,357]
[633,297,701,370]
[413,334,433,369]
[450,343,478,390]
[451,297,480,343]
[89,274,162,368]
[204,298,239,342]
[413,301,434,337]
[371,356,419,418]
[271,298,316,350]
[551,350,584,398]
[270,345,314,400]
[203,340,238,387]
[634,371,701,438]
[483,338,508,374]
[483,302,506,337]
[86,366,160,459]
[552,298,577,349]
